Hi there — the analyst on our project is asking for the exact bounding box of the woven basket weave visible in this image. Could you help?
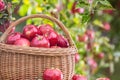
[0,14,77,80]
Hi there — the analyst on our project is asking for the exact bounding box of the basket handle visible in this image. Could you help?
[0,14,75,46]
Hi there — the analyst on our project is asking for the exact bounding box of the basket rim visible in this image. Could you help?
[0,43,76,56]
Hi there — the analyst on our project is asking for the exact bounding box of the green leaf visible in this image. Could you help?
[18,4,29,16]
[82,14,90,24]
[94,0,113,10]
[12,0,20,4]
[93,19,103,27]
[78,1,89,7]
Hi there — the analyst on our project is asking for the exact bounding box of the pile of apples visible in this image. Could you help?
[42,68,110,80]
[43,68,87,80]
[6,24,69,48]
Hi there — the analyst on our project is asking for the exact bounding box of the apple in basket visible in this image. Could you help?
[14,38,30,47]
[45,31,58,46]
[57,35,69,48]
[5,23,70,48]
[43,68,63,80]
[38,24,54,35]
[31,35,50,48]
[6,32,21,44]
[72,74,87,80]
[23,24,38,40]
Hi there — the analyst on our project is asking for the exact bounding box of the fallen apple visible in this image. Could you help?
[43,68,63,80]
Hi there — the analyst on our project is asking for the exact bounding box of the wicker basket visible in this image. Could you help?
[0,14,77,80]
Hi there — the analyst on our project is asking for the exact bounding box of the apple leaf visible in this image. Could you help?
[93,19,103,27]
[94,0,114,10]
[82,14,90,24]
[18,4,29,16]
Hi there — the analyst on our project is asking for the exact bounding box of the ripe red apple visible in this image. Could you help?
[0,20,15,33]
[85,42,92,51]
[38,24,54,35]
[88,0,93,4]
[23,24,38,40]
[57,35,69,48]
[75,53,80,63]
[31,35,50,48]
[97,52,104,59]
[103,22,111,31]
[75,8,84,14]
[85,30,95,40]
[14,38,30,47]
[96,78,110,80]
[103,9,113,15]
[87,57,97,70]
[72,74,87,80]
[43,68,63,80]
[45,31,58,46]
[0,1,5,11]
[6,32,21,44]
[0,20,10,32]
[77,34,88,42]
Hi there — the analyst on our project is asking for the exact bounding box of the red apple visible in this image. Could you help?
[45,31,58,46]
[77,34,88,42]
[103,9,113,15]
[88,0,93,4]
[14,38,30,47]
[6,32,21,44]
[57,35,69,48]
[56,3,63,12]
[97,52,104,59]
[71,1,84,14]
[75,53,80,63]
[85,42,92,51]
[31,35,50,48]
[96,78,110,80]
[0,20,15,33]
[72,74,87,80]
[38,24,54,35]
[43,68,63,80]
[75,8,84,14]
[23,24,38,40]
[85,30,95,40]
[0,1,5,11]
[87,57,97,70]
[0,20,10,32]
[103,22,111,31]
